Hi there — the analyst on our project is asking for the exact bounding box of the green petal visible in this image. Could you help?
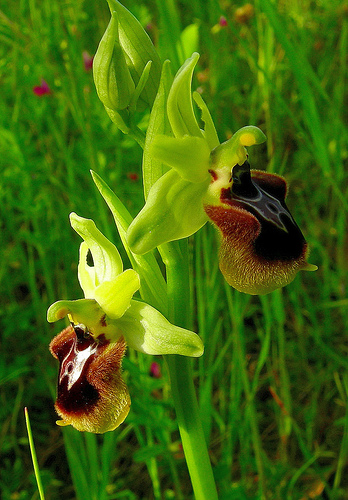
[118,300,204,356]
[70,213,123,293]
[167,52,203,138]
[193,91,220,150]
[47,298,100,324]
[150,134,210,183]
[94,269,140,319]
[127,169,209,254]
[211,126,266,168]
[47,299,124,341]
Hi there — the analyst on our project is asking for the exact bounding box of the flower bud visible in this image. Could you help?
[107,0,162,108]
[93,11,135,111]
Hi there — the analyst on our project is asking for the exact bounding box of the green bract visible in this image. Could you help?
[127,52,266,254]
[47,213,203,357]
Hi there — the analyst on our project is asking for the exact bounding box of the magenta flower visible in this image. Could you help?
[83,51,94,72]
[33,79,51,96]
[150,361,161,378]
[219,16,228,27]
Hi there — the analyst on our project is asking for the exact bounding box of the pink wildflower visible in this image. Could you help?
[149,362,161,379]
[83,51,94,72]
[33,79,51,96]
[219,16,228,27]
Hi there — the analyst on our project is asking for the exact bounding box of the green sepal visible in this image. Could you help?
[107,0,162,108]
[118,300,204,356]
[91,171,168,314]
[143,60,173,199]
[150,134,210,183]
[93,11,135,111]
[127,169,209,255]
[167,52,203,138]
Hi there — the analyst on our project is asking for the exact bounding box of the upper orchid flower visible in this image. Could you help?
[127,53,316,294]
[47,213,204,433]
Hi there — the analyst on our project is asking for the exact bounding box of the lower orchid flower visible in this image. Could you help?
[127,53,317,294]
[47,213,204,433]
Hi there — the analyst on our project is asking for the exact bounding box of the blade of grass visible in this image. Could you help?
[24,407,46,500]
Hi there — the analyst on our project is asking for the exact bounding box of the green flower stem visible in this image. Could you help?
[129,124,146,149]
[160,240,218,500]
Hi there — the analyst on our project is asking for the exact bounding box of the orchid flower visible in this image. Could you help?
[127,53,317,294]
[47,213,203,433]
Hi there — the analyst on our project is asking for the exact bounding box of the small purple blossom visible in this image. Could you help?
[33,79,51,96]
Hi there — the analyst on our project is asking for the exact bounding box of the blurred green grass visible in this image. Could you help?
[0,0,347,498]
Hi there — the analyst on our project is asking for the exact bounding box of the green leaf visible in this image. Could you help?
[119,300,204,356]
[178,23,200,61]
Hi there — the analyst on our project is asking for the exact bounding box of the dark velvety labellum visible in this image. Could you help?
[222,163,306,261]
[55,325,108,414]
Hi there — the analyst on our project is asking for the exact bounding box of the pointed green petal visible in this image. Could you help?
[212,126,266,167]
[150,134,210,183]
[127,169,209,254]
[193,91,220,150]
[118,300,204,356]
[94,269,140,319]
[167,52,203,138]
[70,213,123,292]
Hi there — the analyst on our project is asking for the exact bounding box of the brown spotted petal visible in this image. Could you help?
[49,324,130,433]
[205,163,316,295]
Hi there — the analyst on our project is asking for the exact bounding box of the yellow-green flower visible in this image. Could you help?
[127,53,316,294]
[48,213,203,433]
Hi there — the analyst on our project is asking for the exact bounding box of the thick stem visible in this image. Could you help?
[160,240,218,500]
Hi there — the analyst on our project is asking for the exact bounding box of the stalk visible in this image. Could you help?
[160,240,218,500]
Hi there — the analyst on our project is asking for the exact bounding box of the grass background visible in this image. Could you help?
[0,0,347,498]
